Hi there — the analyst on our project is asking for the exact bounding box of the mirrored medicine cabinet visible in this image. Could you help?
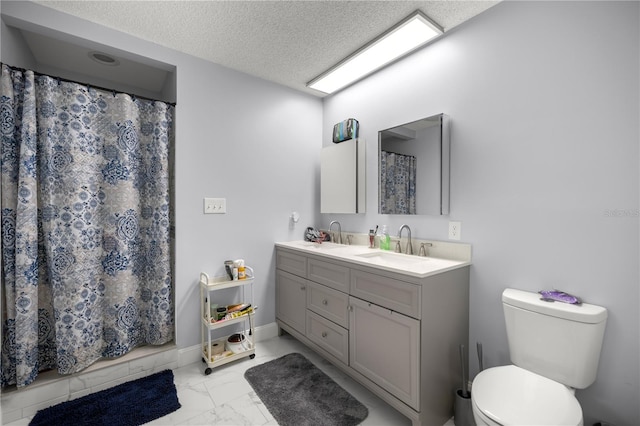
[320,138,365,214]
[378,113,450,215]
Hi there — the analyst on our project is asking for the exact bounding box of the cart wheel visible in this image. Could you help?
[250,354,255,359]
[204,367,212,375]
[201,357,206,363]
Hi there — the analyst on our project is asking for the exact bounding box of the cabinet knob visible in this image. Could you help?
[300,285,306,290]
[321,331,328,338]
[322,299,328,305]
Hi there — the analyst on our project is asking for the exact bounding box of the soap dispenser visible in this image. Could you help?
[379,225,390,250]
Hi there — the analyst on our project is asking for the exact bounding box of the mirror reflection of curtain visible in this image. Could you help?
[1,64,174,388]
[380,151,417,214]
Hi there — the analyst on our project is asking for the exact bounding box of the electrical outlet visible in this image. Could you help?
[448,221,461,240]
[204,197,226,214]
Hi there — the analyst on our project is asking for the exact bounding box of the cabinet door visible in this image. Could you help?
[276,270,307,334]
[349,296,420,410]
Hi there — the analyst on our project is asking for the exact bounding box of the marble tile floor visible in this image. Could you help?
[6,334,454,425]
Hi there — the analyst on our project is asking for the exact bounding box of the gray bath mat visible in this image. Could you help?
[244,352,368,426]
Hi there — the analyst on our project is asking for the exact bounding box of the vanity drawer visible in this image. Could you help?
[308,258,350,292]
[276,249,307,278]
[307,281,349,328]
[306,310,349,365]
[350,270,421,319]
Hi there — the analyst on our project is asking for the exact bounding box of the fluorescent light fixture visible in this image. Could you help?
[307,11,443,94]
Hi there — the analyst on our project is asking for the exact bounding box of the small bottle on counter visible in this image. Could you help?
[379,225,391,250]
[236,259,246,280]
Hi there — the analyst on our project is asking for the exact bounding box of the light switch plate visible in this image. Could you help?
[204,198,226,214]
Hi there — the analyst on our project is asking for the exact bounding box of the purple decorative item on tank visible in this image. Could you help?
[539,290,582,305]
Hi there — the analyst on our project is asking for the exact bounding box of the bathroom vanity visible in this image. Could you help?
[275,240,470,426]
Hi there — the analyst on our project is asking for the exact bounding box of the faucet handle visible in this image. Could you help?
[395,240,402,253]
[418,242,433,257]
[332,232,342,244]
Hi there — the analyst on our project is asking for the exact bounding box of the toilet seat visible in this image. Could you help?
[471,365,583,426]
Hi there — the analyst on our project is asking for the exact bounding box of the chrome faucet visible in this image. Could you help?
[397,224,413,255]
[329,220,342,244]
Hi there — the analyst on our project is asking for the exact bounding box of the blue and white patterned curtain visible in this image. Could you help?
[1,64,174,388]
[380,151,417,214]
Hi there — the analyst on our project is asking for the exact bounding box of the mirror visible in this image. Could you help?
[378,113,449,215]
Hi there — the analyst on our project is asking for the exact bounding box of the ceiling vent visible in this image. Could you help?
[88,51,120,66]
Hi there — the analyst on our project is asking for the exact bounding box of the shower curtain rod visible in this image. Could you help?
[1,62,176,107]
[381,149,416,157]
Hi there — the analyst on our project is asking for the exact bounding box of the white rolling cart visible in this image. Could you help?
[200,267,256,375]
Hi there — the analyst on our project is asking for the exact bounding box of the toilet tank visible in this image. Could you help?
[502,288,607,389]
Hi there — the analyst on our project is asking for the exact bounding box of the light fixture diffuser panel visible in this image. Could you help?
[308,11,443,94]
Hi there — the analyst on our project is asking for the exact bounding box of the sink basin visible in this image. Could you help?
[355,251,426,267]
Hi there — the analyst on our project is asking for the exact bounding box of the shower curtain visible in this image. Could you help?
[0,64,175,388]
[380,151,417,214]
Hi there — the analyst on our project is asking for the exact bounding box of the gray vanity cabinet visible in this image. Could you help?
[275,245,470,426]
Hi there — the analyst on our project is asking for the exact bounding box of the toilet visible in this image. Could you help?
[471,288,608,426]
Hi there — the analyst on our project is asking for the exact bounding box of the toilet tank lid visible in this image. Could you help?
[502,288,607,324]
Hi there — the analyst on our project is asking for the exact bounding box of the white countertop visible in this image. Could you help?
[275,240,471,279]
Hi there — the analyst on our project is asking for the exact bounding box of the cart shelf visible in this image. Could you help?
[199,268,256,375]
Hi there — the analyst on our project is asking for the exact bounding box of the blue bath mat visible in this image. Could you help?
[29,369,181,426]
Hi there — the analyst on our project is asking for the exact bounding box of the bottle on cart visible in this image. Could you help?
[236,259,246,280]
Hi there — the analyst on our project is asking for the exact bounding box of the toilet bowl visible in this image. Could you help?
[471,365,582,426]
[471,288,607,426]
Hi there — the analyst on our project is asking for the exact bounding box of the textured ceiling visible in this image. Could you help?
[33,1,499,96]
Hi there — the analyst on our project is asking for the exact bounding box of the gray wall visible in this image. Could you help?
[1,1,323,351]
[322,2,639,425]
